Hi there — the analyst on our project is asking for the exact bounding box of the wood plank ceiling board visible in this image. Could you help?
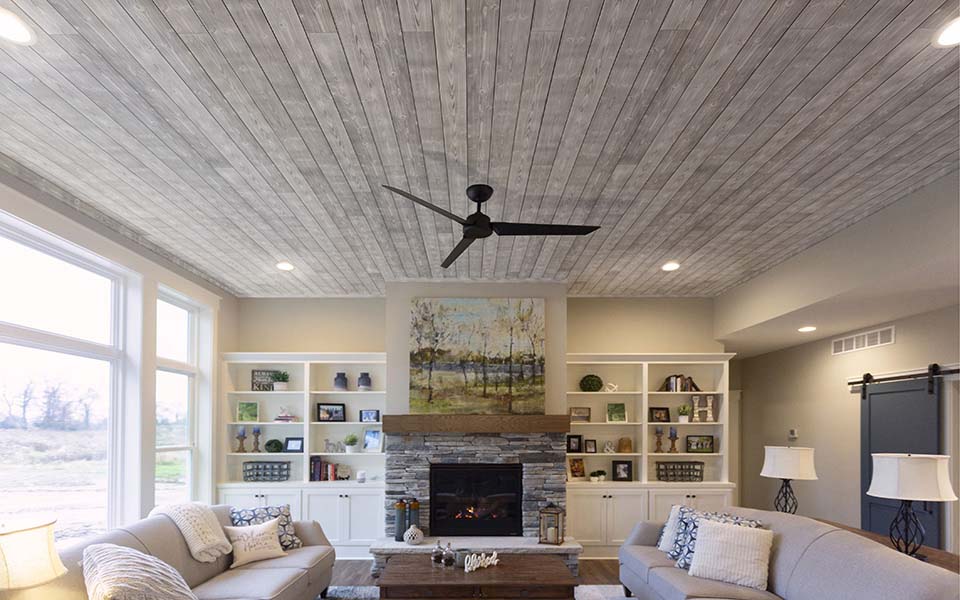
[0,0,954,297]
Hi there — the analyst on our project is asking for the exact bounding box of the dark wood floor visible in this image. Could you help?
[331,559,621,587]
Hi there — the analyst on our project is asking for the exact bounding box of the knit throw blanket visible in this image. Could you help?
[150,503,232,563]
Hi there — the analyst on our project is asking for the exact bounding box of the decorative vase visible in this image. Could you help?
[678,415,689,423]
[272,381,288,391]
[345,444,358,454]
[334,372,348,391]
[590,476,599,483]
[403,525,424,545]
[358,372,372,391]
[599,475,606,482]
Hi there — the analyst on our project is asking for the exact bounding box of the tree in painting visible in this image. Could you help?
[409,298,545,414]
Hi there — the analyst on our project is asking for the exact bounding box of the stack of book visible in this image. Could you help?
[659,374,701,392]
[273,413,299,423]
[310,456,341,481]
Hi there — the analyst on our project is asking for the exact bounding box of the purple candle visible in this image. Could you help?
[252,426,261,435]
[669,427,677,438]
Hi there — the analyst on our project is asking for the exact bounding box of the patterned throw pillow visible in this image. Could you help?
[670,506,762,569]
[83,543,197,600]
[230,504,302,550]
[657,504,685,553]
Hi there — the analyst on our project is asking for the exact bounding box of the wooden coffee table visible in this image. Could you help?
[378,554,577,599]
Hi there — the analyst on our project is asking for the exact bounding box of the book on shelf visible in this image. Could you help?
[310,456,347,481]
[658,374,701,392]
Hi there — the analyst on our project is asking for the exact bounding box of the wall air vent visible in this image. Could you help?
[832,326,895,356]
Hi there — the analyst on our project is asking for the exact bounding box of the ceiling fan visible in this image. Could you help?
[382,184,600,268]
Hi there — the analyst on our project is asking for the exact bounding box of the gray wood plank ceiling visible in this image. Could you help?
[0,0,956,297]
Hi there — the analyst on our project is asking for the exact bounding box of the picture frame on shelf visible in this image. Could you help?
[685,435,715,453]
[566,434,583,453]
[584,439,597,454]
[612,460,633,482]
[316,403,346,422]
[360,409,381,423]
[251,369,280,392]
[568,458,586,480]
[283,437,304,453]
[362,428,382,452]
[236,401,259,423]
[569,407,591,423]
[606,402,627,423]
[648,407,670,422]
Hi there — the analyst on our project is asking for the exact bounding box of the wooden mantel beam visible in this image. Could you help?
[382,414,570,434]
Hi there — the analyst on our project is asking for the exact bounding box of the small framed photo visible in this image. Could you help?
[236,401,259,422]
[568,457,586,480]
[566,434,583,453]
[316,403,346,422]
[251,369,279,391]
[363,428,383,452]
[360,409,381,423]
[569,407,591,423]
[606,402,627,423]
[584,439,597,454]
[685,435,715,453]
[283,437,304,453]
[612,460,633,482]
[649,407,671,423]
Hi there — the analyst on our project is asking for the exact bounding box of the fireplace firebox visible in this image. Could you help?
[429,464,523,536]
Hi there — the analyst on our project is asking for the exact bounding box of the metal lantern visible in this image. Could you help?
[538,503,565,545]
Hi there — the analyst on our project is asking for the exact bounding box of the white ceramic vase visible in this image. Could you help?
[678,415,689,423]
[272,381,288,391]
[403,525,424,545]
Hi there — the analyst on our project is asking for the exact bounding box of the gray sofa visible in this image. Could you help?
[620,506,959,600]
[8,505,334,600]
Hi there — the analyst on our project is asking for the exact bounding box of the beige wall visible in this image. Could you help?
[739,305,960,527]
[567,298,722,353]
[229,298,386,352]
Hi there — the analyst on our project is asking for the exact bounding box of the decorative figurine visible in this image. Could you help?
[603,382,619,393]
[668,427,679,453]
[252,426,261,452]
[691,395,714,422]
[464,551,500,573]
[235,426,247,453]
[602,440,616,454]
[617,437,633,453]
[654,426,664,453]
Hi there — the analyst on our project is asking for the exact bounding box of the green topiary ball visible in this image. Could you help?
[579,374,603,392]
[265,439,283,453]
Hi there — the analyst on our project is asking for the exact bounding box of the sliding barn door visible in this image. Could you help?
[861,378,942,548]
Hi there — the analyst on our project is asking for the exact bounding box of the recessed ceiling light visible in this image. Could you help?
[935,17,960,46]
[275,261,295,271]
[0,7,34,45]
[661,261,680,272]
[798,326,817,333]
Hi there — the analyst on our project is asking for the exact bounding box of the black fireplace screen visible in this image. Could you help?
[429,463,523,536]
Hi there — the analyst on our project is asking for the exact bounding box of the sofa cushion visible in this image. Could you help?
[648,567,782,600]
[230,504,302,550]
[687,519,775,590]
[82,543,197,600]
[618,545,677,583]
[223,518,287,568]
[671,506,762,569]
[237,545,334,585]
[192,567,309,600]
[123,514,231,589]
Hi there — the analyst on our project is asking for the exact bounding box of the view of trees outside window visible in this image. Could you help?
[155,370,191,506]
[0,343,111,543]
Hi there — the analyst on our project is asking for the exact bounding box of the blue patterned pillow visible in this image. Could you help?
[229,504,302,550]
[670,506,762,569]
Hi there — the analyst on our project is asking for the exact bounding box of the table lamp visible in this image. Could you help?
[0,517,67,590]
[760,446,818,514]
[867,453,958,558]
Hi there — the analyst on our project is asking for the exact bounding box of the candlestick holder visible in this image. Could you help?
[235,432,247,453]
[252,431,261,453]
[668,432,679,454]
[654,430,664,453]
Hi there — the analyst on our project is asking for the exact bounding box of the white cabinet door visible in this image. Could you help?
[566,489,606,545]
[344,490,383,544]
[606,491,649,546]
[220,489,262,511]
[648,490,688,522]
[263,491,302,519]
[690,490,731,513]
[303,491,345,544]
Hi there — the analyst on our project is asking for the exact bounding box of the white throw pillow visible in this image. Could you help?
[657,505,684,553]
[223,517,286,568]
[688,518,774,590]
[83,543,197,600]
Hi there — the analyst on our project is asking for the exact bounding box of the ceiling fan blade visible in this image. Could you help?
[441,237,476,269]
[382,185,468,225]
[491,222,600,236]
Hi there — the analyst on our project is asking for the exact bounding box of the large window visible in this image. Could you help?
[0,231,120,543]
[155,296,198,506]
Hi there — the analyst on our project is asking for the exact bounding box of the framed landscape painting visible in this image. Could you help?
[409,298,545,414]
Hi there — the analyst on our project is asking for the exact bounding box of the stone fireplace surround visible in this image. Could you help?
[384,431,567,538]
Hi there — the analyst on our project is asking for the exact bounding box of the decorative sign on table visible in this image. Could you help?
[409,297,545,414]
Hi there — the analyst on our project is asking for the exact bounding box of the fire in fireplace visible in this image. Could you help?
[429,464,523,536]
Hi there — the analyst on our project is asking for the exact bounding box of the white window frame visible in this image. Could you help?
[155,290,201,503]
[0,217,128,530]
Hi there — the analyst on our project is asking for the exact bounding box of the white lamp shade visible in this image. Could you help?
[867,453,958,502]
[760,446,818,480]
[0,518,67,589]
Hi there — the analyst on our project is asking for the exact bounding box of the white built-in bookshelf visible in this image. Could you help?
[220,352,387,485]
[565,353,734,486]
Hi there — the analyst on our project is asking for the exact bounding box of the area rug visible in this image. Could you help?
[325,584,626,600]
